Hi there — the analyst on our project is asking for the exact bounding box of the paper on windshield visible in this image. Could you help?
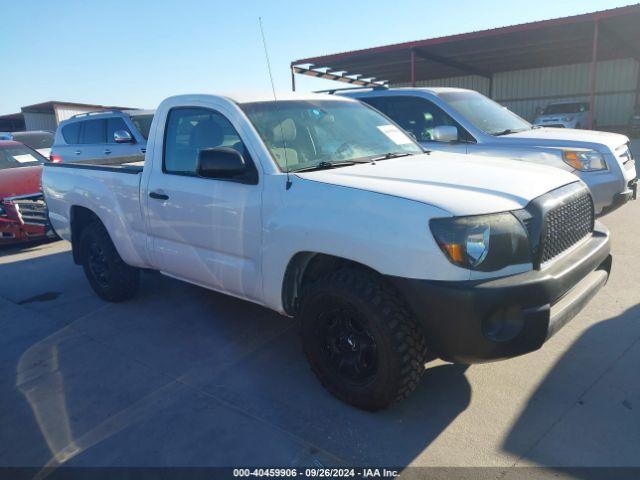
[13,154,37,163]
[377,125,413,145]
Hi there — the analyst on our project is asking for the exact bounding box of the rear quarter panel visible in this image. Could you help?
[42,165,151,268]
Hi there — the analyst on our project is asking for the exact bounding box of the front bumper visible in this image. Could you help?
[0,218,51,244]
[389,224,611,364]
[598,177,637,216]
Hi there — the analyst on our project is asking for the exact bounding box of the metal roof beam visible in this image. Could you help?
[292,66,388,88]
[411,48,493,79]
[598,21,640,60]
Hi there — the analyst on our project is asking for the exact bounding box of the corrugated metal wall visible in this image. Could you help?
[394,58,639,128]
[54,105,101,123]
[23,112,57,131]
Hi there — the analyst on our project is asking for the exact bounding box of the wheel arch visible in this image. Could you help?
[69,205,103,264]
[281,251,381,316]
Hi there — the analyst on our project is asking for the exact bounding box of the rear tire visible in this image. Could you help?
[79,221,140,302]
[300,268,428,411]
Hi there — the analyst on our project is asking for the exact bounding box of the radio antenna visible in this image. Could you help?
[259,17,292,189]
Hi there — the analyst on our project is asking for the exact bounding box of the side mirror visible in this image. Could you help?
[196,147,246,179]
[113,130,133,143]
[431,125,458,142]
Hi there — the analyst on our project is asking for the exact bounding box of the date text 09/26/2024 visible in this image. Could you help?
[233,468,399,478]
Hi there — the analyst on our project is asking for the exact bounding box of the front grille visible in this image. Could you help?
[617,143,634,167]
[539,192,594,263]
[15,197,49,225]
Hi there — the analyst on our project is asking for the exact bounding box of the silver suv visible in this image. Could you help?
[338,87,636,216]
[50,110,154,164]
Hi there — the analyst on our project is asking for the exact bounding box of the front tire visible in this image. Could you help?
[300,268,428,411]
[79,221,140,302]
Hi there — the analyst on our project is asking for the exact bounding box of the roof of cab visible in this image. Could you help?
[163,91,357,105]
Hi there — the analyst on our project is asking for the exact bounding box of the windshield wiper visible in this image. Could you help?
[292,160,365,173]
[491,128,529,136]
[367,152,413,162]
[491,129,515,136]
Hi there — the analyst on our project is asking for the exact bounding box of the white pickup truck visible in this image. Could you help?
[43,93,612,410]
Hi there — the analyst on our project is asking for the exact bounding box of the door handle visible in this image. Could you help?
[74,150,81,155]
[104,149,111,155]
[149,191,169,200]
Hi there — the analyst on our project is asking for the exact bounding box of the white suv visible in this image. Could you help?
[533,101,590,129]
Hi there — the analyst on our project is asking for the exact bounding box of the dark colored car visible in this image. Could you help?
[0,130,55,158]
[0,141,53,244]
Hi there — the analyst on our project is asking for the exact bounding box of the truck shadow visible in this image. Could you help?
[1,249,472,469]
[501,302,640,472]
[0,237,59,257]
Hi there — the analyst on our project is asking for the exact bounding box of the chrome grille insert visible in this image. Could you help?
[15,196,49,226]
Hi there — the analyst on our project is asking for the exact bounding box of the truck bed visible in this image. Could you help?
[42,159,148,268]
[44,160,144,174]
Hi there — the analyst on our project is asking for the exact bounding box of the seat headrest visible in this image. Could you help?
[190,119,224,150]
[272,118,297,144]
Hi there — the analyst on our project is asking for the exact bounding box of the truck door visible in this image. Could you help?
[361,96,468,154]
[145,106,263,302]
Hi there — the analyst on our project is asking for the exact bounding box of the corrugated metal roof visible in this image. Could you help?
[291,3,640,85]
[20,101,137,114]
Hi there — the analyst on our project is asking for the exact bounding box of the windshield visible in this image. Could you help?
[240,100,422,172]
[130,114,154,139]
[543,103,587,114]
[438,91,531,136]
[0,146,45,169]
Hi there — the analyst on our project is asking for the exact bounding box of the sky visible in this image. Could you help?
[0,0,635,115]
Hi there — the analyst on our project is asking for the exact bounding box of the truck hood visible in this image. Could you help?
[295,152,579,216]
[0,165,43,199]
[502,127,628,152]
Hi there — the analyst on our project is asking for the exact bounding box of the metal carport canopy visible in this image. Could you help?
[290,4,640,88]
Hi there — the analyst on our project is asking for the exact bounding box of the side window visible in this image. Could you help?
[81,119,106,144]
[61,123,81,144]
[364,96,472,143]
[163,107,247,176]
[106,118,131,143]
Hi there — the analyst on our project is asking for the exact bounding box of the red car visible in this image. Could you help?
[0,140,53,244]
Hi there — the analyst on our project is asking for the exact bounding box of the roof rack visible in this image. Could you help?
[315,85,389,95]
[70,110,124,119]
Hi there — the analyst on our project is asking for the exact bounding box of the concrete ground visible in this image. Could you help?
[1,190,639,475]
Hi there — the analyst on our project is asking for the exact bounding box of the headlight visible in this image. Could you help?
[562,150,606,171]
[430,213,531,271]
[563,115,575,122]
